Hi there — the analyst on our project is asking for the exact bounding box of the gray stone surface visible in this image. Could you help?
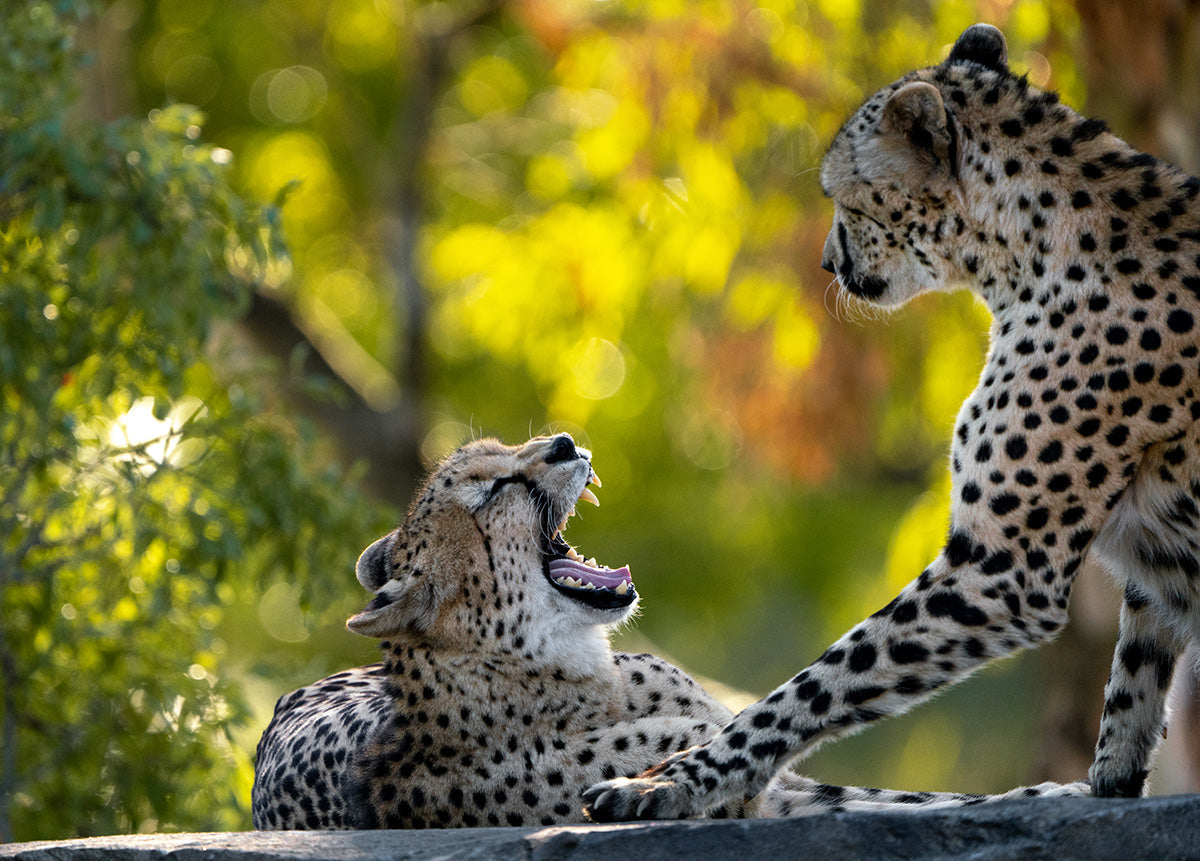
[3,795,1198,861]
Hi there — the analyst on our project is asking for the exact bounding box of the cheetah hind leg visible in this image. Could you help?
[752,772,1092,818]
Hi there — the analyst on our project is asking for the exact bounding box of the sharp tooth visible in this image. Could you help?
[616,582,629,595]
[568,506,577,517]
[566,547,583,561]
[585,557,598,568]
[583,582,596,590]
[567,577,582,588]
[579,487,599,507]
[589,469,602,488]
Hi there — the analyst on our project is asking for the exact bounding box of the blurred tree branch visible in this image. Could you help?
[239,1,507,504]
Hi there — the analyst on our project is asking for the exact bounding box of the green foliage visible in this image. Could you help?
[0,3,389,839]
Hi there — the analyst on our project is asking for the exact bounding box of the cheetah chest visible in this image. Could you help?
[1092,422,1200,641]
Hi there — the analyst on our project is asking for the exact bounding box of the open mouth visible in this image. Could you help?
[541,468,637,611]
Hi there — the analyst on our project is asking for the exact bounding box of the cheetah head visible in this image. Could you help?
[820,24,1008,307]
[346,434,637,656]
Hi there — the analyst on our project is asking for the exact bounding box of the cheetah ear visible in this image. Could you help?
[947,24,1008,72]
[346,576,441,638]
[880,82,957,178]
[347,533,442,638]
[355,534,394,592]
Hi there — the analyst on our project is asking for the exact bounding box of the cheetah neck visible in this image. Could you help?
[930,64,1200,317]
[381,636,622,699]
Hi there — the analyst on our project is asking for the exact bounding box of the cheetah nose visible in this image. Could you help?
[545,433,578,464]
[820,229,838,274]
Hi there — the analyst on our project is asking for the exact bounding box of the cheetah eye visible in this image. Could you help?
[480,474,533,507]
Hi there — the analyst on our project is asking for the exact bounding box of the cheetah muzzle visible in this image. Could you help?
[585,22,1200,821]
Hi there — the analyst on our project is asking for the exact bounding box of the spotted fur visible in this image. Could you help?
[584,24,1200,821]
[252,434,1084,829]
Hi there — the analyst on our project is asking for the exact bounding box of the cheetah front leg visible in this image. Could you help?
[583,547,1078,821]
[1088,589,1185,797]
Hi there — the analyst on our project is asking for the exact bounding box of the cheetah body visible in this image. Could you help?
[251,434,733,829]
[252,434,1084,829]
[584,24,1200,821]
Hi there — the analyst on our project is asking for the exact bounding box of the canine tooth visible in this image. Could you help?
[578,487,599,507]
[589,469,602,488]
[616,582,629,595]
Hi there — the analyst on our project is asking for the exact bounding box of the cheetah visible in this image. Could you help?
[584,23,1200,821]
[252,434,1077,829]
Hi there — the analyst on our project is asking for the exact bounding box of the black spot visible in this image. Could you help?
[895,676,925,695]
[845,686,886,705]
[1026,508,1050,530]
[1000,119,1024,137]
[889,641,930,664]
[945,532,974,567]
[1051,137,1074,157]
[1047,473,1071,493]
[1071,119,1107,142]
[990,493,1020,515]
[981,550,1013,574]
[1038,441,1064,464]
[1168,310,1194,333]
[926,591,988,626]
[1111,189,1138,210]
[1070,190,1092,209]
[848,643,878,673]
[793,679,820,701]
[1005,436,1028,459]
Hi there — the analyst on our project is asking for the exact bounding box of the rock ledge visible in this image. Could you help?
[4,795,1197,861]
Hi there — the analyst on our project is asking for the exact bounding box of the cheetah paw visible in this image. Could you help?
[1031,780,1092,798]
[582,775,701,822]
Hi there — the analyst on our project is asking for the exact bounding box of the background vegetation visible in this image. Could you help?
[2,0,1197,841]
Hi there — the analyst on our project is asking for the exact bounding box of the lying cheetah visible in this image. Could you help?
[585,23,1200,821]
[252,434,1078,829]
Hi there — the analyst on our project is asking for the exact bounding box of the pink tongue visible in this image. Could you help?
[548,558,633,590]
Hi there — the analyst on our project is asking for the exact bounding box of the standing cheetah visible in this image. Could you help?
[252,434,1079,829]
[585,23,1200,821]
